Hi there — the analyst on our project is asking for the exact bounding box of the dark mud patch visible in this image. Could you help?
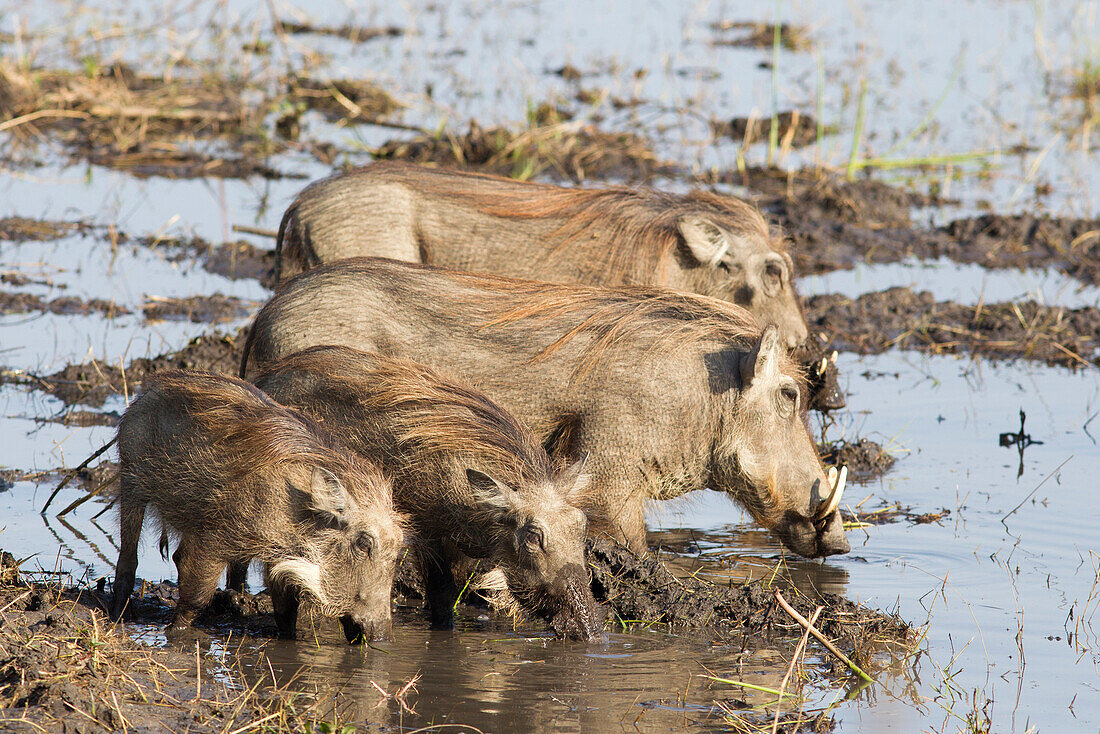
[0,554,336,733]
[711,110,828,149]
[819,438,897,482]
[150,234,276,285]
[792,338,846,413]
[21,330,245,407]
[373,120,675,183]
[276,20,404,42]
[806,288,1100,368]
[710,21,811,51]
[0,290,128,318]
[0,216,89,242]
[143,294,256,325]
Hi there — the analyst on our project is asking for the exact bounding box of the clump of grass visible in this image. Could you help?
[370,119,670,182]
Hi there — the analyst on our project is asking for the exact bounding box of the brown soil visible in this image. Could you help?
[587,539,908,652]
[373,120,674,182]
[29,330,245,407]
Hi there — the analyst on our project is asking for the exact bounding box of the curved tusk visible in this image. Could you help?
[820,465,847,518]
[829,350,838,364]
[817,357,828,375]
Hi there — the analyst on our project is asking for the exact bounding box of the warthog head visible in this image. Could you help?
[677,214,808,350]
[711,325,849,557]
[467,457,606,642]
[271,466,406,642]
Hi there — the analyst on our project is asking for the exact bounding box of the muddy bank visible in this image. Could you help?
[819,438,896,481]
[805,287,1100,368]
[0,553,307,734]
[103,537,908,655]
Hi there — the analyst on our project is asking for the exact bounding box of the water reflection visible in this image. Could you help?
[239,613,831,733]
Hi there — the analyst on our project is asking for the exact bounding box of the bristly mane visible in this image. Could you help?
[136,370,384,497]
[257,347,555,489]
[362,162,785,286]
[429,266,794,380]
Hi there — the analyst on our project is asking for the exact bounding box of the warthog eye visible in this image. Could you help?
[354,532,375,557]
[763,260,784,295]
[778,384,799,417]
[523,525,544,551]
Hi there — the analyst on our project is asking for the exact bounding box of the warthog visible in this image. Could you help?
[242,258,849,558]
[109,370,406,642]
[274,162,808,347]
[252,346,604,640]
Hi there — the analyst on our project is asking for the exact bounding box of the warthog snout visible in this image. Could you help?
[544,565,607,643]
[340,614,393,643]
[778,464,851,558]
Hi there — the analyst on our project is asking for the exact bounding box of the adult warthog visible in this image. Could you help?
[253,346,605,640]
[274,162,809,348]
[242,258,849,558]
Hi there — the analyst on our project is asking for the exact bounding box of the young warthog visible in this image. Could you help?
[109,370,405,642]
[274,162,809,351]
[242,258,849,558]
[252,346,605,640]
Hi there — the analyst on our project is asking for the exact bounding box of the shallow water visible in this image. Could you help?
[3,0,1100,731]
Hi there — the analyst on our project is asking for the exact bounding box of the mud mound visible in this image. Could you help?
[819,438,896,481]
[373,120,673,183]
[942,214,1100,285]
[587,538,908,650]
[806,288,1100,368]
[37,329,245,406]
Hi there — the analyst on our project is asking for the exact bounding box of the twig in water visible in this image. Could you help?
[56,471,119,517]
[231,224,278,238]
[773,590,874,684]
[42,437,117,513]
[773,605,823,734]
[1001,454,1072,527]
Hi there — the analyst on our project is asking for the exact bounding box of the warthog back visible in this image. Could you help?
[275,162,811,352]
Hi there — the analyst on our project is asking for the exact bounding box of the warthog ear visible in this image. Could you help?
[678,215,730,267]
[308,466,352,526]
[467,468,516,515]
[740,325,782,387]
[556,453,591,502]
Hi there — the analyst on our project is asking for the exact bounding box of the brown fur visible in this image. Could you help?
[252,346,603,639]
[241,258,848,558]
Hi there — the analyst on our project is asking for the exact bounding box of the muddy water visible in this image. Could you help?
[3,0,1100,731]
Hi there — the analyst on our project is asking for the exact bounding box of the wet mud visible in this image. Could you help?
[0,290,127,318]
[805,288,1100,368]
[818,438,896,481]
[0,553,314,734]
